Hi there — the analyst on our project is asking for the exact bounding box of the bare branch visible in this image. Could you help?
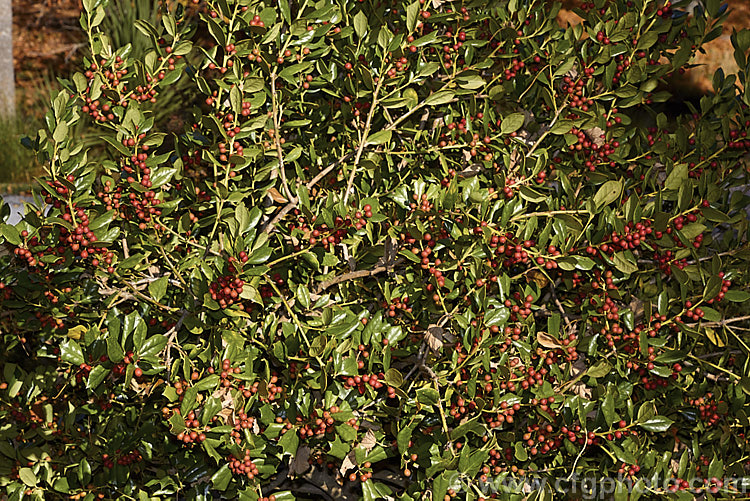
[270,73,296,204]
[343,75,385,208]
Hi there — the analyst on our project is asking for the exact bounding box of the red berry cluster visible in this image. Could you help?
[564,126,619,171]
[175,409,208,445]
[588,220,654,256]
[686,394,725,427]
[102,449,142,468]
[112,351,142,378]
[230,412,256,444]
[382,296,412,317]
[79,41,183,121]
[342,372,386,393]
[502,293,537,321]
[294,406,340,439]
[75,363,93,385]
[209,276,245,309]
[96,178,164,231]
[227,450,259,479]
[727,123,750,149]
[14,201,106,269]
[304,217,355,248]
[409,193,434,212]
[384,55,410,78]
[519,420,567,456]
[561,72,595,111]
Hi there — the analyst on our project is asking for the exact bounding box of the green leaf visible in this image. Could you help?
[106,332,124,363]
[19,467,37,487]
[211,464,232,491]
[140,334,167,358]
[87,365,109,389]
[278,428,299,455]
[148,276,169,302]
[406,1,419,33]
[679,223,705,241]
[397,425,413,454]
[587,361,611,378]
[664,164,687,191]
[162,14,177,37]
[384,368,403,387]
[230,85,242,116]
[248,245,272,264]
[501,112,525,134]
[193,375,220,391]
[519,186,546,202]
[703,275,722,300]
[53,121,69,143]
[60,339,85,365]
[336,423,358,441]
[424,90,455,106]
[168,411,186,433]
[485,307,510,326]
[416,62,440,77]
[416,387,440,405]
[514,442,528,461]
[244,77,265,93]
[593,180,622,210]
[708,455,724,480]
[150,167,178,189]
[278,0,291,24]
[0,224,21,245]
[612,252,638,274]
[296,283,311,309]
[639,415,674,432]
[602,385,617,425]
[554,57,575,77]
[459,446,489,477]
[699,306,721,322]
[637,32,658,50]
[353,11,368,38]
[725,290,750,302]
[365,130,392,146]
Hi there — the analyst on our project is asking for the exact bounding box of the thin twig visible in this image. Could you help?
[163,309,192,380]
[402,343,429,383]
[262,152,354,234]
[270,73,296,204]
[551,283,577,335]
[566,438,588,481]
[343,75,385,208]
[694,350,742,359]
[683,315,750,328]
[313,258,403,295]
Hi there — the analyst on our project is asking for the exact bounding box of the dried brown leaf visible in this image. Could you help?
[267,187,288,204]
[289,445,311,476]
[568,356,591,399]
[525,269,550,288]
[213,386,236,425]
[360,430,377,452]
[425,324,455,352]
[425,325,445,351]
[339,450,357,476]
[536,331,563,349]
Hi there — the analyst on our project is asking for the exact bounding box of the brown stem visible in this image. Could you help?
[683,315,750,328]
[261,152,355,234]
[343,75,385,208]
[313,258,403,295]
[270,73,296,204]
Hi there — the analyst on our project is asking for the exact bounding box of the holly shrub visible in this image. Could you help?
[2,0,750,499]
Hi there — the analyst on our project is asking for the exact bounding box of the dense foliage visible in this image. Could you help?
[1,0,750,499]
